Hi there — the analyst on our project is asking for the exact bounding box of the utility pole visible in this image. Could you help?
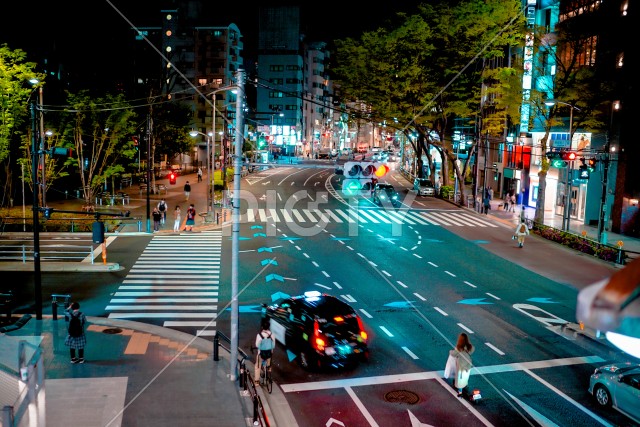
[30,102,43,320]
[145,113,152,233]
[230,69,244,381]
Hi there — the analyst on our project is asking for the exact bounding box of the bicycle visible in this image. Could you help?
[259,355,273,393]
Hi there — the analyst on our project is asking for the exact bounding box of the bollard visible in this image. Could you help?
[213,333,220,361]
[51,294,71,320]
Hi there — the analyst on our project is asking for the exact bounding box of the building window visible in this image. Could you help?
[269,65,284,72]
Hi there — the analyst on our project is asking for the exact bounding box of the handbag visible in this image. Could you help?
[444,354,456,379]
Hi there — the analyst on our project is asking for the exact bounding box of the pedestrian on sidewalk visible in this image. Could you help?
[173,205,181,232]
[503,193,511,210]
[65,302,87,364]
[513,220,530,248]
[197,167,203,182]
[157,198,167,224]
[510,194,516,212]
[482,195,491,215]
[185,203,196,231]
[184,181,191,201]
[152,207,162,232]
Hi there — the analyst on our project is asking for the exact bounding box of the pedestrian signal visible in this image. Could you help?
[50,147,73,157]
[43,207,54,220]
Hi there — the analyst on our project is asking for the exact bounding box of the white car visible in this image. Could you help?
[588,362,640,423]
[413,178,435,196]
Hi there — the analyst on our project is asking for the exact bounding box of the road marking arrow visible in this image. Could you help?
[280,236,301,241]
[271,291,290,301]
[526,297,557,304]
[261,259,278,266]
[330,237,351,241]
[254,232,267,237]
[238,305,262,313]
[251,225,263,229]
[408,410,434,427]
[258,247,273,253]
[384,301,416,309]
[326,418,345,427]
[266,274,284,283]
[458,298,493,305]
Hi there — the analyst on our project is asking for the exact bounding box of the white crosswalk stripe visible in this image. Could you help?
[105,231,222,336]
[236,208,498,228]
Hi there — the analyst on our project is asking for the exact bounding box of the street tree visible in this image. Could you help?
[0,44,45,207]
[332,0,524,201]
[58,91,138,206]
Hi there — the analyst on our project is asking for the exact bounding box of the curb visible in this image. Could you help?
[0,261,122,272]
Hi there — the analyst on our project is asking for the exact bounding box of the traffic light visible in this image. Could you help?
[342,161,386,196]
[374,164,389,178]
[43,207,54,220]
[562,151,577,161]
[587,158,597,172]
[578,165,590,180]
[131,136,139,151]
[169,172,177,185]
[545,151,571,168]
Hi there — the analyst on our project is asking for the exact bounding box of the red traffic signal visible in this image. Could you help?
[561,151,577,161]
[169,172,177,185]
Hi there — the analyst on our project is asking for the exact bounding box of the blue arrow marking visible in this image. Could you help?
[331,237,351,241]
[271,291,290,301]
[423,239,443,243]
[279,236,301,241]
[286,349,297,362]
[266,274,284,283]
[258,247,273,253]
[384,301,417,309]
[251,225,263,229]
[254,232,267,237]
[526,297,557,304]
[261,259,278,266]
[472,240,491,244]
[458,298,493,305]
[236,305,262,313]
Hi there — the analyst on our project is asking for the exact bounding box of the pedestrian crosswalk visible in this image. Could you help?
[239,208,498,228]
[105,231,222,337]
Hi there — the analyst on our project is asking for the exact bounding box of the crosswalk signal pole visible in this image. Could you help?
[30,102,43,320]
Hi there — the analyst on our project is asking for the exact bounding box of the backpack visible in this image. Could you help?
[68,312,83,337]
[519,224,527,233]
[258,332,274,359]
[159,201,166,212]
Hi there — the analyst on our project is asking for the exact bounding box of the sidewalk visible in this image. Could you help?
[0,316,253,427]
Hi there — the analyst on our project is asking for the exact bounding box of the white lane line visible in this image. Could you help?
[458,323,474,334]
[110,298,217,303]
[314,283,332,290]
[294,246,301,250]
[428,261,438,267]
[164,321,216,327]
[280,355,606,392]
[464,281,477,288]
[485,342,505,356]
[359,309,373,319]
[396,281,408,288]
[312,261,319,267]
[108,312,217,318]
[445,271,456,277]
[322,271,330,277]
[118,286,218,290]
[524,369,614,426]
[106,305,217,310]
[345,387,380,427]
[401,346,419,360]
[434,307,448,316]
[486,293,501,300]
[333,281,343,290]
[413,293,427,301]
[382,270,391,277]
[342,294,356,303]
[412,253,423,259]
[379,326,394,337]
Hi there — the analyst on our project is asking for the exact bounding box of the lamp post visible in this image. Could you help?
[545,99,580,231]
[210,86,239,213]
[189,130,213,211]
[598,100,620,244]
[30,101,43,320]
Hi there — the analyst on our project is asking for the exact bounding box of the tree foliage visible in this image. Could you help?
[332,0,525,200]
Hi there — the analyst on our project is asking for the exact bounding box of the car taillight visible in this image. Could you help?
[313,320,327,351]
[356,316,368,342]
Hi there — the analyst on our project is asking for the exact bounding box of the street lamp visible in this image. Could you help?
[189,130,213,211]
[598,100,621,244]
[210,86,239,212]
[545,99,581,231]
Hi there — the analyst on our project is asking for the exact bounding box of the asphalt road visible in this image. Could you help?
[3,162,636,426]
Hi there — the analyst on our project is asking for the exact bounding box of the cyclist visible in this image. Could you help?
[254,319,274,384]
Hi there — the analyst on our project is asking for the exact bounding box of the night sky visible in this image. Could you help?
[2,0,422,72]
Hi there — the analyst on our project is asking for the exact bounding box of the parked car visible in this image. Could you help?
[372,182,401,207]
[413,178,436,196]
[261,291,369,370]
[588,362,640,423]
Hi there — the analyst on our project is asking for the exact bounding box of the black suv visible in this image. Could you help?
[372,183,401,207]
[261,291,369,370]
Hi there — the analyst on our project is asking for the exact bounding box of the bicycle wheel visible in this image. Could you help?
[266,366,273,394]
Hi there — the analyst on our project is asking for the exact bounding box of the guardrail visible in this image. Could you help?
[0,244,95,264]
[1,217,143,233]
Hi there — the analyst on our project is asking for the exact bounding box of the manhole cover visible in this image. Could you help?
[102,328,123,335]
[384,390,420,404]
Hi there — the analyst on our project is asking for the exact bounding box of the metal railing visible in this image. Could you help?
[214,331,270,426]
[0,244,95,263]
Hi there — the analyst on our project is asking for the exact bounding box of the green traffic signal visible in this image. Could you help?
[551,159,568,168]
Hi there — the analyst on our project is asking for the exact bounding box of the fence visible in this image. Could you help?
[0,243,95,264]
[214,331,270,427]
[0,217,143,234]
